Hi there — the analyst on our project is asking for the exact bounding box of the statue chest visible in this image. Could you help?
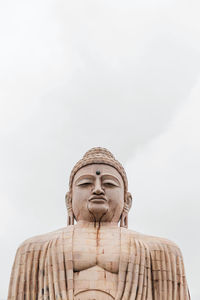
[72,226,121,273]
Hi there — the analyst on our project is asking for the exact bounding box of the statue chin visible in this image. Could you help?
[87,202,108,222]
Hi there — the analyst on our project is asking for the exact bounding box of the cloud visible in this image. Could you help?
[1,0,200,298]
[126,78,200,299]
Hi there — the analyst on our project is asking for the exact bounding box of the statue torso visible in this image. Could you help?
[7,226,190,300]
[73,223,120,299]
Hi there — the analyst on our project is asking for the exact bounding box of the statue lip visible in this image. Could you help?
[89,195,107,202]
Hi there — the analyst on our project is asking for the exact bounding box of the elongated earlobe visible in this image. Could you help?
[120,214,128,228]
[120,192,132,228]
[65,192,74,226]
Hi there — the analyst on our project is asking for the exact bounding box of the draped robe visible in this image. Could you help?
[8,226,190,300]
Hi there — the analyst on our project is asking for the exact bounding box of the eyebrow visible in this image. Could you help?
[101,174,121,186]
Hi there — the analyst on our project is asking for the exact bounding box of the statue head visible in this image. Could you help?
[65,147,132,228]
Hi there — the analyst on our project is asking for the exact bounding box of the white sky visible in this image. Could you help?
[0,0,200,299]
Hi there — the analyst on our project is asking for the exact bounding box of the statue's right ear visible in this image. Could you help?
[65,192,74,226]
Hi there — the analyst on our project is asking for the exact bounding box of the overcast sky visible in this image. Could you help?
[0,0,200,299]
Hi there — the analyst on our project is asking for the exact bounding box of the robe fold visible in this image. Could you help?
[8,226,190,300]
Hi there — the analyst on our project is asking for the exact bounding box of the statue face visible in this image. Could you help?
[72,164,124,223]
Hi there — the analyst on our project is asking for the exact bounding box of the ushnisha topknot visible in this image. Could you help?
[69,147,128,194]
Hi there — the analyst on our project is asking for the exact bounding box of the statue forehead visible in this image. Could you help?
[73,163,124,182]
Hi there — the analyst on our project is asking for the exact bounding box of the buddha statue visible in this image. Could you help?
[8,147,190,299]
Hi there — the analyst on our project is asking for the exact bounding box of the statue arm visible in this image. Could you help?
[150,240,190,300]
[7,228,71,299]
[7,242,39,300]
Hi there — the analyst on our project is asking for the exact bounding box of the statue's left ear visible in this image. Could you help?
[120,192,132,228]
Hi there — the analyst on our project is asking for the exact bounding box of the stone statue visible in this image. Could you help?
[8,147,190,299]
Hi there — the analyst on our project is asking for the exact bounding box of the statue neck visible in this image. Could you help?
[76,220,119,228]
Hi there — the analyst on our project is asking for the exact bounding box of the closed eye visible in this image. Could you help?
[102,181,119,187]
[77,181,93,187]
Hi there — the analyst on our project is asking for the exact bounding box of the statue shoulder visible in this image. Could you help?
[126,229,182,256]
[17,226,73,253]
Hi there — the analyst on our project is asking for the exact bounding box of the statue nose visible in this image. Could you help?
[92,179,104,194]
